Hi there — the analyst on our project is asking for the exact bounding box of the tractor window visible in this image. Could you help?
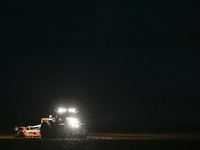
[59,112,77,118]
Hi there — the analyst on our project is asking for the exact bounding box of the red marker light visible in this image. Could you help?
[49,115,52,119]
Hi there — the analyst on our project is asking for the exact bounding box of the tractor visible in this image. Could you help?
[40,108,87,139]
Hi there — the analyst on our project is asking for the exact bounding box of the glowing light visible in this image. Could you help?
[58,108,66,113]
[68,108,76,112]
[68,118,79,128]
[14,126,19,131]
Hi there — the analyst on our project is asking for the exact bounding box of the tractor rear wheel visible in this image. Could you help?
[41,121,51,138]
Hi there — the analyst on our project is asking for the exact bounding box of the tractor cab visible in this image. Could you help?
[54,108,79,122]
[40,107,87,138]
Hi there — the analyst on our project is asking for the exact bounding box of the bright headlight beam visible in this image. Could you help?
[68,108,76,112]
[68,118,79,128]
[58,108,66,113]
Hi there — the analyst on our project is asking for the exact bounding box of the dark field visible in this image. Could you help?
[1,136,200,150]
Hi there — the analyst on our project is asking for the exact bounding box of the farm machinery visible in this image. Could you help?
[15,124,41,137]
[15,108,87,139]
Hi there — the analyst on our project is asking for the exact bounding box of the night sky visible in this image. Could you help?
[1,1,200,127]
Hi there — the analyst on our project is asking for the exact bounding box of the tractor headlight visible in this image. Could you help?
[58,108,66,113]
[68,118,79,128]
[68,108,76,112]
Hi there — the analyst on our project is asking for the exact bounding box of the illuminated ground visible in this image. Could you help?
[0,133,200,140]
[0,133,200,150]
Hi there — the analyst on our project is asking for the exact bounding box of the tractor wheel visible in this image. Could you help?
[41,121,51,138]
[83,127,87,140]
[83,133,87,139]
[81,128,87,139]
[57,126,71,138]
[49,122,57,138]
